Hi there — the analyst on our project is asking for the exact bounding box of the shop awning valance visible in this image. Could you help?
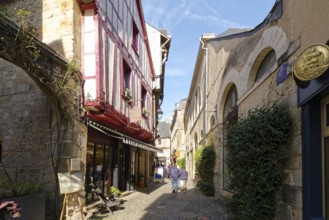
[87,119,162,153]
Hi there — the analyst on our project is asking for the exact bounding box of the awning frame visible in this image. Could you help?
[87,118,162,153]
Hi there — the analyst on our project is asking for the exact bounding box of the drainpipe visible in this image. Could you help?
[162,52,168,64]
[199,37,208,142]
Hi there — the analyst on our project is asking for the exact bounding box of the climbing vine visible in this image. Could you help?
[0,7,82,218]
[225,104,292,219]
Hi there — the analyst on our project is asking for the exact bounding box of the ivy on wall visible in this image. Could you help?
[195,144,216,196]
[225,104,292,219]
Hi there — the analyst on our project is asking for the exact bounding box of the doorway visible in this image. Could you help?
[85,142,113,203]
[322,96,329,217]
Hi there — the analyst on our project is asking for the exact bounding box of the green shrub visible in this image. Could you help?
[110,186,122,196]
[177,157,186,169]
[225,104,292,219]
[195,144,216,196]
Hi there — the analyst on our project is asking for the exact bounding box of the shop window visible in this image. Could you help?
[132,20,139,52]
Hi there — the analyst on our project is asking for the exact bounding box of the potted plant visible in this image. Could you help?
[124,88,132,101]
[142,108,149,117]
[0,168,45,220]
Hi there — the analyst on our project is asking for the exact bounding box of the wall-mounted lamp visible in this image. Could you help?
[157,107,163,120]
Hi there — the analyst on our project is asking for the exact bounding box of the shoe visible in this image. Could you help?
[172,189,175,193]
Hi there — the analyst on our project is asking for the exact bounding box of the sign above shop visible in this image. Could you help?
[293,44,329,81]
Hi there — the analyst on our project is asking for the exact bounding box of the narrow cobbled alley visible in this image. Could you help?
[87,178,230,220]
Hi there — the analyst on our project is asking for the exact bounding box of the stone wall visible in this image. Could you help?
[0,1,86,216]
[0,59,52,193]
[204,8,303,218]
[1,0,81,66]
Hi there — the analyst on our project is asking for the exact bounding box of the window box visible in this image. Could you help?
[142,108,149,118]
[124,88,132,101]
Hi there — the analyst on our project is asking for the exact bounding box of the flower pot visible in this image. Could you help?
[139,177,145,188]
[2,193,45,220]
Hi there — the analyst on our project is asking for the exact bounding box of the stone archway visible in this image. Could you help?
[0,15,87,215]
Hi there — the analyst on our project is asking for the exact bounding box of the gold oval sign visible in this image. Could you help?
[293,44,329,81]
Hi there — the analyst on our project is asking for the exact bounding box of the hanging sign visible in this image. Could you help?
[293,44,329,81]
[130,106,142,122]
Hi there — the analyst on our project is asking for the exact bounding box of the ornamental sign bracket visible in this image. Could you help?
[293,44,329,81]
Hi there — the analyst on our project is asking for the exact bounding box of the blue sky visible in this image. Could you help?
[141,0,276,120]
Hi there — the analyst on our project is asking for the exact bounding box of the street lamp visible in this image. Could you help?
[157,107,163,120]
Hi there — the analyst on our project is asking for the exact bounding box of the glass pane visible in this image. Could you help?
[325,137,329,217]
[326,103,329,127]
[85,142,95,202]
[95,144,104,190]
[104,146,112,196]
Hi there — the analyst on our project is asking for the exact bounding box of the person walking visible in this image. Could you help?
[169,164,180,193]
[179,167,188,193]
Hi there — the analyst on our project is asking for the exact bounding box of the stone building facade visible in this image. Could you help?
[170,99,187,166]
[0,0,86,216]
[0,0,165,217]
[184,0,329,219]
[155,119,171,167]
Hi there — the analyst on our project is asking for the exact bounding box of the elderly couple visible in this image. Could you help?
[168,164,188,193]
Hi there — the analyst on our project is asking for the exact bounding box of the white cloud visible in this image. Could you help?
[166,67,188,77]
[142,0,247,32]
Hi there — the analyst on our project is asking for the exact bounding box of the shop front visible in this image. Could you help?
[85,121,161,203]
[85,127,120,203]
[297,44,329,219]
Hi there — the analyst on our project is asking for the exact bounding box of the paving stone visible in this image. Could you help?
[86,178,231,220]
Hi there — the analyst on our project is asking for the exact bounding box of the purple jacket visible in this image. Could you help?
[170,166,180,180]
[179,169,188,180]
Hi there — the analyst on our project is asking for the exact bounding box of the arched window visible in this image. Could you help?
[210,115,215,129]
[223,85,238,123]
[223,84,238,191]
[248,48,277,89]
[255,49,276,82]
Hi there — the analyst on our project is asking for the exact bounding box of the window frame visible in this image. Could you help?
[132,20,139,53]
[122,59,132,101]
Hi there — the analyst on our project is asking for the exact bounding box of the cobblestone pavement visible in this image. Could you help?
[87,178,231,220]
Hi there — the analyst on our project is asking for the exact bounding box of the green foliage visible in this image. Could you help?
[225,104,292,219]
[176,157,186,169]
[110,187,122,196]
[194,144,216,196]
[0,167,44,197]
